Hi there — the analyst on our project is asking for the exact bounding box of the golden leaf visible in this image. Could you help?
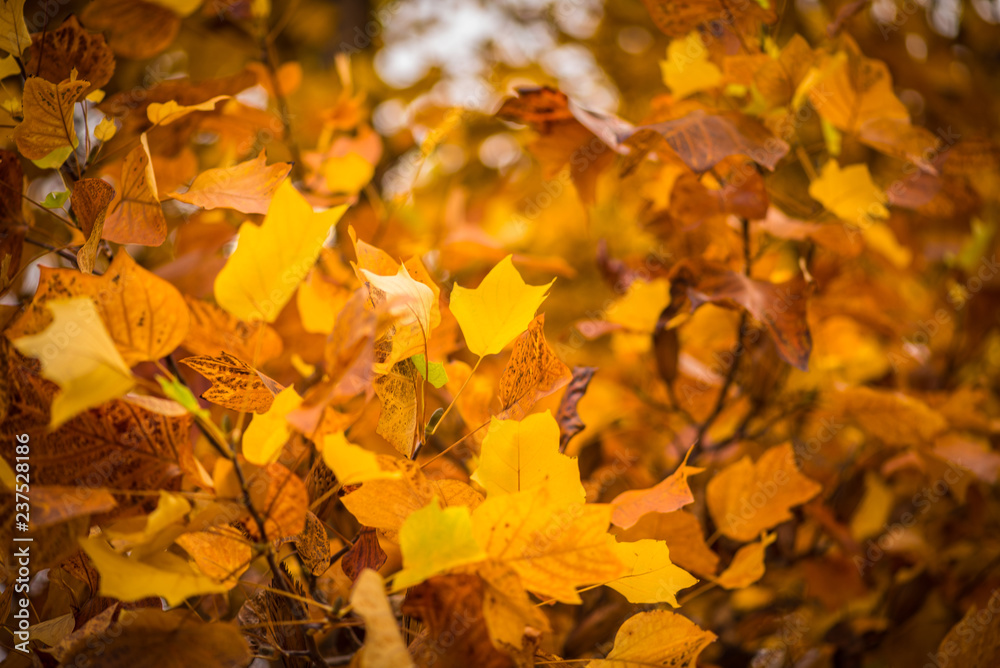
[497,314,571,420]
[13,74,89,162]
[181,352,282,414]
[102,133,167,246]
[8,250,189,366]
[706,443,822,542]
[167,150,292,214]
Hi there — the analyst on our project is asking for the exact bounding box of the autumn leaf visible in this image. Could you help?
[0,0,30,58]
[610,454,703,529]
[11,297,134,427]
[497,314,571,420]
[81,0,182,60]
[55,609,251,668]
[81,537,232,606]
[624,110,789,173]
[181,352,283,414]
[352,570,416,668]
[451,255,555,358]
[606,538,698,606]
[72,178,115,274]
[13,74,90,163]
[471,411,584,501]
[707,443,822,542]
[395,499,487,589]
[319,431,403,484]
[714,532,776,589]
[182,295,284,364]
[167,150,292,214]
[587,610,716,668]
[214,179,347,323]
[660,32,721,99]
[24,16,115,97]
[241,386,301,464]
[102,133,167,246]
[8,250,190,366]
[471,482,625,603]
[146,95,229,125]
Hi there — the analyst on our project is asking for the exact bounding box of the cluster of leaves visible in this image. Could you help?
[0,0,999,667]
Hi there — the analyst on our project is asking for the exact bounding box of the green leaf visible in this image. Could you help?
[32,145,75,170]
[411,353,449,388]
[42,191,70,209]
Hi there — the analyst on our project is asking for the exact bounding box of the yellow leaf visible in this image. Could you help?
[242,385,301,464]
[103,133,167,246]
[714,532,776,589]
[472,482,625,603]
[80,537,231,607]
[849,471,894,541]
[167,150,292,215]
[104,491,190,557]
[450,255,554,357]
[214,179,347,323]
[706,443,822,542]
[360,263,438,371]
[587,610,716,668]
[11,297,134,427]
[94,116,117,141]
[13,75,89,161]
[146,95,229,125]
[324,152,375,193]
[471,411,584,501]
[808,160,887,226]
[146,0,203,15]
[606,538,698,606]
[0,0,29,57]
[660,32,722,99]
[394,500,486,590]
[351,570,416,668]
[319,431,402,484]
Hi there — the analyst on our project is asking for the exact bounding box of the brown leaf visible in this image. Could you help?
[0,366,197,515]
[8,250,189,366]
[497,87,631,204]
[72,178,115,274]
[181,352,283,414]
[81,0,181,60]
[641,0,776,37]
[669,260,813,370]
[290,511,330,575]
[403,574,516,668]
[55,608,251,668]
[240,459,308,539]
[29,485,117,527]
[24,16,115,97]
[0,149,24,225]
[931,600,1000,667]
[625,110,789,173]
[498,314,571,420]
[556,366,596,453]
[13,75,90,161]
[102,134,167,246]
[342,527,388,581]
